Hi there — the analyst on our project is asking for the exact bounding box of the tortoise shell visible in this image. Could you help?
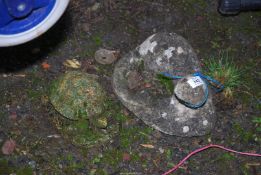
[49,71,106,120]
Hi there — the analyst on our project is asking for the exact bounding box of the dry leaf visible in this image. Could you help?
[47,134,61,138]
[14,74,26,77]
[63,59,81,69]
[41,62,51,70]
[140,144,155,149]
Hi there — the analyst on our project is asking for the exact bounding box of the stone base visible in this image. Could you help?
[113,33,216,137]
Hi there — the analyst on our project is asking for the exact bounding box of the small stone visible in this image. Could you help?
[161,112,167,118]
[28,161,36,169]
[123,153,131,161]
[90,169,97,175]
[82,23,90,33]
[91,2,101,11]
[95,117,108,129]
[208,137,212,143]
[58,164,63,169]
[1,139,16,155]
[203,120,208,126]
[95,49,119,65]
[127,71,143,90]
[159,147,164,154]
[183,126,189,133]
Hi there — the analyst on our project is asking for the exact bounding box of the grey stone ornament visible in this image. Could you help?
[113,33,216,137]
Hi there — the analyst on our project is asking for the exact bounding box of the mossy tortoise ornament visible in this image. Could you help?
[49,71,106,121]
[49,71,118,146]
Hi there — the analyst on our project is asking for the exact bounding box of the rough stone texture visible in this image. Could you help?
[95,49,119,65]
[113,33,216,137]
[174,75,206,105]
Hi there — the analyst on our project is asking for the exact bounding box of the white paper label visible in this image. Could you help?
[187,76,204,88]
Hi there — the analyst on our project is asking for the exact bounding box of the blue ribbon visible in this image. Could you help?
[161,71,224,109]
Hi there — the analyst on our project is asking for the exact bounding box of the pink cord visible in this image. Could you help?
[162,144,261,175]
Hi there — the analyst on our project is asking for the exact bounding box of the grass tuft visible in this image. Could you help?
[204,53,242,99]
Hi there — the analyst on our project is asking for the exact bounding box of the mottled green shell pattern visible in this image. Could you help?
[49,71,106,120]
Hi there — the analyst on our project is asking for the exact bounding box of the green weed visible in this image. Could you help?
[101,149,123,167]
[91,35,103,46]
[218,153,235,161]
[233,123,255,143]
[0,159,33,175]
[204,53,241,99]
[120,126,153,149]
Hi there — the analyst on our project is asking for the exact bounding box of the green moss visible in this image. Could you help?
[0,159,12,174]
[131,152,141,162]
[63,161,84,174]
[156,74,174,95]
[165,149,173,160]
[137,60,145,72]
[59,118,106,146]
[95,169,108,175]
[16,167,34,175]
[91,34,103,47]
[233,123,255,143]
[101,149,123,167]
[114,113,128,123]
[49,71,107,120]
[27,89,43,100]
[120,126,153,149]
[26,73,45,101]
[217,153,235,162]
[252,117,261,132]
[0,159,33,175]
[103,99,128,124]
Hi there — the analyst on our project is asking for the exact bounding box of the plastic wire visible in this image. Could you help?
[162,144,261,175]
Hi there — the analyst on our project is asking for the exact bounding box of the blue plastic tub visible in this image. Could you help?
[0,0,69,47]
